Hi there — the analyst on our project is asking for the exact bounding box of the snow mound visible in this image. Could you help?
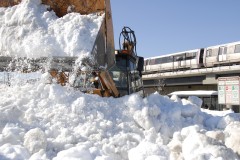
[0,1,240,159]
[0,0,104,58]
[0,82,240,159]
[23,128,47,154]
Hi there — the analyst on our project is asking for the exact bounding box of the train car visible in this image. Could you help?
[203,41,240,67]
[144,48,204,73]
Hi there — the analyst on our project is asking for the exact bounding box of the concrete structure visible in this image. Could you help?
[142,64,240,112]
[143,64,240,93]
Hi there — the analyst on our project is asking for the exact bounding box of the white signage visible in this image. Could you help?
[218,77,240,105]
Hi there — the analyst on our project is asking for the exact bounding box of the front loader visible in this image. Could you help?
[0,0,144,97]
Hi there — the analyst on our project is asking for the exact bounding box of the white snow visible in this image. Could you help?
[0,0,240,160]
[0,0,103,58]
[169,90,218,97]
[0,81,240,160]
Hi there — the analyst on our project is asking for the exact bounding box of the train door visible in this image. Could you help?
[199,49,204,64]
[218,46,227,62]
[174,55,185,70]
[180,55,186,68]
[179,54,186,68]
[173,56,180,70]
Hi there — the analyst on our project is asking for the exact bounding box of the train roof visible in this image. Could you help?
[145,48,201,60]
[206,41,240,49]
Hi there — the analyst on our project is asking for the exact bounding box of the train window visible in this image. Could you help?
[155,58,162,64]
[167,56,173,63]
[186,52,196,60]
[213,48,219,56]
[234,44,240,53]
[152,56,173,64]
[192,52,197,57]
[224,47,227,54]
[207,49,218,57]
[218,47,227,55]
[174,56,184,61]
[163,57,172,63]
[206,49,212,57]
[149,59,155,65]
[144,60,149,66]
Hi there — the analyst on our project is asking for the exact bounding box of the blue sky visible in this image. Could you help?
[111,1,240,58]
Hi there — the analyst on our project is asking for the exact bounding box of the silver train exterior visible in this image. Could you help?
[144,41,240,73]
[203,41,240,67]
[144,48,204,73]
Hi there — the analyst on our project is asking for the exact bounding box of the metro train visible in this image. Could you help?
[144,41,240,73]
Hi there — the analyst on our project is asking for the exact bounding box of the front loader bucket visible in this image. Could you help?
[0,0,104,17]
[0,0,115,69]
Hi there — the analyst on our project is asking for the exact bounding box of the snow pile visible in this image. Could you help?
[0,0,103,58]
[1,0,240,159]
[0,81,240,159]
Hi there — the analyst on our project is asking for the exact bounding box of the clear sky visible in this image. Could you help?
[111,1,240,58]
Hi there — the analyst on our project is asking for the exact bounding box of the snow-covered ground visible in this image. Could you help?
[0,0,240,159]
[0,79,240,160]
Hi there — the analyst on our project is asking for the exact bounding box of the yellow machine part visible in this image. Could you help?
[91,89,111,97]
[49,70,119,97]
[98,71,119,97]
[49,70,69,86]
[83,70,119,97]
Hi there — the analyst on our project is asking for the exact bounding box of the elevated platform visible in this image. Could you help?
[142,64,240,95]
[143,65,240,80]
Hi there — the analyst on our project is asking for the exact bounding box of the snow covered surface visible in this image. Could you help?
[168,90,218,96]
[1,0,240,159]
[0,0,103,58]
[0,77,240,159]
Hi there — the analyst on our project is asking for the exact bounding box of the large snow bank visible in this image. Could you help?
[0,80,240,159]
[0,0,240,159]
[0,0,103,58]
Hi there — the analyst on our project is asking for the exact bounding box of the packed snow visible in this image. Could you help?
[168,90,218,97]
[1,0,240,159]
[0,78,240,160]
[0,0,103,58]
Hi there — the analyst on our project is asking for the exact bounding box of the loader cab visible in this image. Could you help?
[109,50,144,97]
[108,26,144,97]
